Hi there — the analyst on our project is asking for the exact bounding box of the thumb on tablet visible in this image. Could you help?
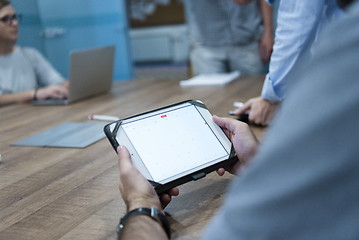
[117,145,133,172]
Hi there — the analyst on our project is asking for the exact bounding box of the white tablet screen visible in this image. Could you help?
[121,105,229,183]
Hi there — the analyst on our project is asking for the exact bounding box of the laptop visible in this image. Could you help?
[32,45,115,105]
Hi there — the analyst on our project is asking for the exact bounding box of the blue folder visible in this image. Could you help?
[11,122,106,148]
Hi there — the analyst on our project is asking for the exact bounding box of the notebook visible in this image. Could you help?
[32,45,115,105]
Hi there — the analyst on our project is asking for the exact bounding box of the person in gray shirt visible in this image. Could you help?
[0,0,68,106]
[112,0,359,239]
[183,0,274,76]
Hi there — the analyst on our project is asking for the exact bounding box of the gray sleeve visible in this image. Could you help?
[203,3,359,240]
[23,48,65,87]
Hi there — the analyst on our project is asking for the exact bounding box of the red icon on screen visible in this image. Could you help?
[161,115,167,118]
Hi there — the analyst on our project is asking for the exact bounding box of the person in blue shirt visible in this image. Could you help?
[235,0,342,125]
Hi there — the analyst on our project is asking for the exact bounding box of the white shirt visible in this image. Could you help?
[262,0,341,102]
[0,47,64,95]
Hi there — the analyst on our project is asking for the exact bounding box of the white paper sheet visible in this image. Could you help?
[180,71,240,86]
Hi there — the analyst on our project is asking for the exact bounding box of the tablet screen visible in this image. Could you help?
[119,104,229,183]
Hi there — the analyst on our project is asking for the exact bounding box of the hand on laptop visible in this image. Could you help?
[35,83,69,100]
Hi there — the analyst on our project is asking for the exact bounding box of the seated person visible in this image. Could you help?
[0,0,68,106]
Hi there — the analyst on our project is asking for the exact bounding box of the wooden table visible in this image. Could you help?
[0,76,266,240]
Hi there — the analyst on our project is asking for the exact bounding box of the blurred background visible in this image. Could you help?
[11,0,188,81]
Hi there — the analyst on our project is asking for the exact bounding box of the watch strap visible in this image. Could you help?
[116,207,170,238]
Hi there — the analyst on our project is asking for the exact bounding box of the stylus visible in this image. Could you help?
[88,114,119,122]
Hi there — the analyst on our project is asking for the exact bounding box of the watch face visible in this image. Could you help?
[149,207,162,220]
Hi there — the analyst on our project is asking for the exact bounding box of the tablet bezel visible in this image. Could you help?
[104,100,237,194]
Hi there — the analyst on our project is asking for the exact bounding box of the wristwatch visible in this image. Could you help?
[116,207,171,238]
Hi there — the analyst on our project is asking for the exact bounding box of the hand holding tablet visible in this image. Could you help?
[104,100,238,194]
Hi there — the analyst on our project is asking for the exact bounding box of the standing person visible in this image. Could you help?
[0,0,68,106]
[235,0,342,125]
[113,0,359,239]
[183,0,274,76]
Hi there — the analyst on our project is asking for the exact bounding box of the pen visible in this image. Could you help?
[229,102,244,115]
[233,101,244,108]
[228,110,236,115]
[88,114,119,122]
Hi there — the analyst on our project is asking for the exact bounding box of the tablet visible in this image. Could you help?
[104,100,237,194]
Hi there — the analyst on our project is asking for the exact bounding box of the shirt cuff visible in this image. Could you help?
[261,75,282,103]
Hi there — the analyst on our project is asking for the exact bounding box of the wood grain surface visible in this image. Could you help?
[0,76,266,239]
